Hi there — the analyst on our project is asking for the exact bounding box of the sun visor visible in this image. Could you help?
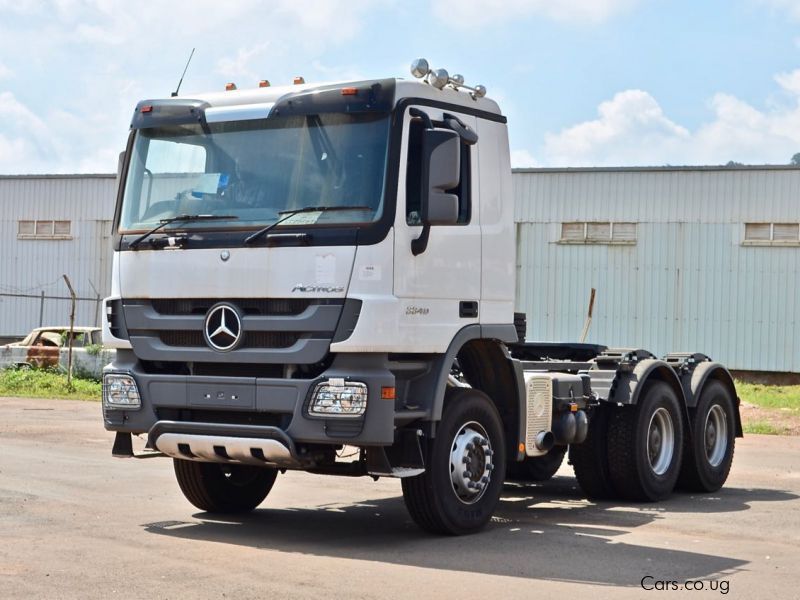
[204,103,275,123]
[268,79,395,118]
[130,99,211,130]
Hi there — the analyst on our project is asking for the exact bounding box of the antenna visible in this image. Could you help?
[171,48,195,97]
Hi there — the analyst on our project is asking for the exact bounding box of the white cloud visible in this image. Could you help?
[310,60,367,82]
[0,92,58,170]
[774,69,800,95]
[510,149,540,168]
[0,0,389,173]
[432,0,638,28]
[543,90,689,166]
[538,71,800,166]
[215,43,272,81]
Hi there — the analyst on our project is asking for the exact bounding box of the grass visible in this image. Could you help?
[736,381,800,411]
[743,421,788,435]
[0,367,101,401]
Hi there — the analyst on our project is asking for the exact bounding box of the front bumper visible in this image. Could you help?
[102,350,396,446]
[149,421,302,467]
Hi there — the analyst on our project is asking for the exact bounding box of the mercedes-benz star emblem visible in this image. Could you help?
[203,303,243,352]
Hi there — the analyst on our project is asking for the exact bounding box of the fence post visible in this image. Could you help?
[62,275,77,388]
[39,290,45,327]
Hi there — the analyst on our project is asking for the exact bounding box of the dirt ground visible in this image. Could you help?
[2,396,800,599]
[739,401,800,435]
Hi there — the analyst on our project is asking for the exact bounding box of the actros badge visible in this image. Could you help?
[203,303,243,352]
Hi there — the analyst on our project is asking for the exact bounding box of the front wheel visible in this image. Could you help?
[402,388,506,535]
[173,459,278,513]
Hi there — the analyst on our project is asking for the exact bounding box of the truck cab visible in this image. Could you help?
[102,61,741,534]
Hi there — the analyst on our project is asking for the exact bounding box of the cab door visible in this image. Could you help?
[392,105,481,352]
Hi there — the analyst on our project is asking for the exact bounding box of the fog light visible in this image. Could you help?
[309,380,367,417]
[103,373,141,409]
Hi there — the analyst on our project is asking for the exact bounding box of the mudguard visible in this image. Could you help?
[689,361,743,437]
[606,358,686,407]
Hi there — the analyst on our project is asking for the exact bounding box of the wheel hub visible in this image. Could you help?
[704,404,728,467]
[646,407,675,476]
[449,422,494,504]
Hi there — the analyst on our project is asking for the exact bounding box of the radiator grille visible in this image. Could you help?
[151,298,312,316]
[159,331,300,349]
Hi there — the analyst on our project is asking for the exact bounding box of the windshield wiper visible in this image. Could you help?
[243,205,371,245]
[128,214,238,249]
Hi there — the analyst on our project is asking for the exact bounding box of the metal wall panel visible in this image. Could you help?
[3,168,799,373]
[513,167,800,373]
[0,175,117,336]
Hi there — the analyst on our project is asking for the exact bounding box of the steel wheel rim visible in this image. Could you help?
[647,407,675,476]
[449,421,494,504]
[704,404,728,467]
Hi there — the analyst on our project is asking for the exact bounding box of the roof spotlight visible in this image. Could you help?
[427,68,449,90]
[409,57,488,99]
[410,58,430,79]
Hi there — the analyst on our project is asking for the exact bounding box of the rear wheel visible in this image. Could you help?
[402,388,506,535]
[173,459,277,513]
[570,405,617,499]
[607,381,684,501]
[507,446,566,482]
[678,380,736,492]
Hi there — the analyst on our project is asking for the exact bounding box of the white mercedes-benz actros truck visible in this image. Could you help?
[102,59,741,535]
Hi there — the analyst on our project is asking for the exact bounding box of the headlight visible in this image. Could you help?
[103,373,141,409]
[309,380,367,417]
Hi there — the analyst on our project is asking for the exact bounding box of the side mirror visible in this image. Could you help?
[420,128,460,226]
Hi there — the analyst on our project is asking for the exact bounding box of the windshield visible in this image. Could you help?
[119,112,390,232]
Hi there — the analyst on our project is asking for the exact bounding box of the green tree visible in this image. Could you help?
[791,153,800,166]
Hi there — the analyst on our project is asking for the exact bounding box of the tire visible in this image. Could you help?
[607,381,684,502]
[569,405,617,500]
[402,388,506,535]
[507,446,566,482]
[173,459,277,513]
[678,380,736,492]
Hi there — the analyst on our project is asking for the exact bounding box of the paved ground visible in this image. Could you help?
[1,397,799,599]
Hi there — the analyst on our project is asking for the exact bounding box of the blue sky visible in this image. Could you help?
[2,0,800,173]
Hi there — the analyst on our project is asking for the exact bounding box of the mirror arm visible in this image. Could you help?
[411,225,431,256]
[443,113,478,145]
[409,107,434,129]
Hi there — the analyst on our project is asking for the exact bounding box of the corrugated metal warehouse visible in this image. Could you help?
[0,174,117,339]
[1,167,798,373]
[514,166,800,373]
